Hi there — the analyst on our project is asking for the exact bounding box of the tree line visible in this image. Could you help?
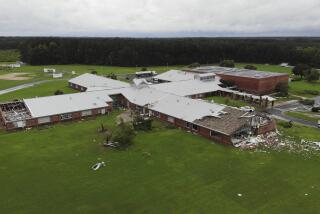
[0,37,320,67]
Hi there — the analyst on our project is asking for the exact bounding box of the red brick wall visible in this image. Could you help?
[72,112,82,119]
[51,115,61,123]
[5,122,15,130]
[217,73,289,95]
[256,120,277,135]
[197,126,232,145]
[26,119,38,127]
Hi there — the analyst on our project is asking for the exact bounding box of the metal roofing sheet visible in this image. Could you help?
[69,73,130,90]
[24,91,113,118]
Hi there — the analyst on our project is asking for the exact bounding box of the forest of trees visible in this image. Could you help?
[1,37,320,67]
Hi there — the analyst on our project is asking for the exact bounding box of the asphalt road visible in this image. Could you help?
[267,100,319,128]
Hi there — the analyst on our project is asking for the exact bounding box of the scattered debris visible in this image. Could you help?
[233,131,320,156]
[103,141,119,148]
[91,162,106,171]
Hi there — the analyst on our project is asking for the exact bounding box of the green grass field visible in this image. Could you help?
[284,111,319,124]
[0,112,320,213]
[205,96,248,107]
[236,63,292,74]
[0,80,77,102]
[277,120,320,141]
[0,64,184,92]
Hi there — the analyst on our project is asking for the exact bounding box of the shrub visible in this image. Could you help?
[283,121,293,128]
[91,70,98,74]
[305,69,320,82]
[275,82,289,97]
[107,73,117,80]
[188,62,200,68]
[112,120,135,149]
[141,67,148,71]
[54,90,64,95]
[292,64,310,78]
[220,79,235,87]
[244,65,257,70]
[219,60,235,68]
[132,112,153,131]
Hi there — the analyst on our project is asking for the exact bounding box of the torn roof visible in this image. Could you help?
[69,73,130,90]
[194,107,254,135]
[24,91,113,118]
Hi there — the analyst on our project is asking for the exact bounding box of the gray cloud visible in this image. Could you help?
[0,0,320,36]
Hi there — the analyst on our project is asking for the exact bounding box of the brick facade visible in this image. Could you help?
[217,73,289,95]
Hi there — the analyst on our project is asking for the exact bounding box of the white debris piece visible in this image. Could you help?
[91,162,106,171]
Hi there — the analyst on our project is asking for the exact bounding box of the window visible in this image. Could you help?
[192,124,198,131]
[81,110,92,117]
[210,130,220,137]
[153,111,160,118]
[60,113,72,121]
[186,122,190,128]
[38,117,50,124]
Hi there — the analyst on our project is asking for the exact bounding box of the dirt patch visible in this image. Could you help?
[0,73,31,80]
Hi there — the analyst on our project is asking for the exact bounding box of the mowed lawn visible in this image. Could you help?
[0,64,184,92]
[205,96,248,107]
[0,112,320,213]
[0,80,77,102]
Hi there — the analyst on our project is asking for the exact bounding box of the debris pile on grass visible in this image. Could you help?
[233,131,320,155]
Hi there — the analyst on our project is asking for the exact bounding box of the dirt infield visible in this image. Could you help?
[0,73,31,80]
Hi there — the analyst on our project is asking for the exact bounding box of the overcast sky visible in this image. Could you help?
[0,0,320,37]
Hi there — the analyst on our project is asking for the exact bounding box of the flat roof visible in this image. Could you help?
[150,78,223,97]
[149,94,226,123]
[24,91,113,118]
[153,70,195,82]
[189,66,288,79]
[69,73,130,91]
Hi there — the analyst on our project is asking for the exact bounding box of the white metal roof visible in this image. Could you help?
[69,73,130,91]
[153,70,195,82]
[102,86,226,122]
[24,91,113,118]
[150,78,223,97]
[149,94,226,123]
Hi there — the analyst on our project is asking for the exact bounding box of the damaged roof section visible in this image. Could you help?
[194,107,262,135]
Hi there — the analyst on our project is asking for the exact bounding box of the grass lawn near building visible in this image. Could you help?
[289,80,320,98]
[0,80,77,102]
[236,63,292,74]
[284,111,320,124]
[205,95,249,108]
[0,112,320,213]
[0,64,184,91]
[277,120,320,142]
